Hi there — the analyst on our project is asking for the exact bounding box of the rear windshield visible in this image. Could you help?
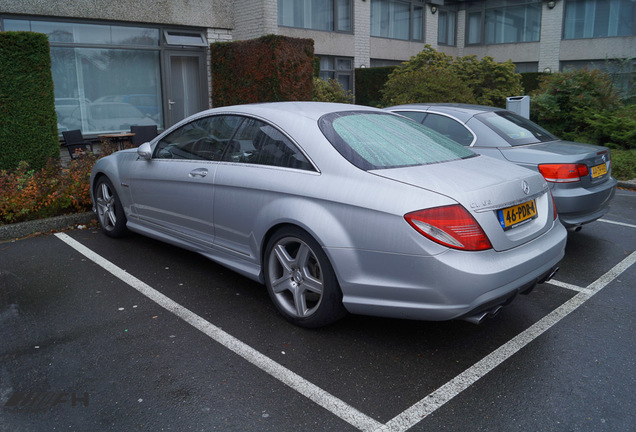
[319,112,476,170]
[476,111,557,146]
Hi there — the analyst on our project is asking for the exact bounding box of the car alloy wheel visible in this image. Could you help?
[95,177,128,238]
[264,227,346,328]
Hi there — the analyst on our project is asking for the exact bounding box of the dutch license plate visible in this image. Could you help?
[498,200,538,230]
[591,163,608,179]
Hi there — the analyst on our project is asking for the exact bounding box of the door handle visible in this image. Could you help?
[189,168,208,178]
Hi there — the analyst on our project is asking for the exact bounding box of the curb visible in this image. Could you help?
[617,179,636,191]
[0,212,96,242]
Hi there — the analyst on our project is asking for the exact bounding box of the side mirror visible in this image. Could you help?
[137,142,152,160]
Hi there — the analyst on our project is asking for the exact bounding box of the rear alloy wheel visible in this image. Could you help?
[95,177,128,238]
[264,227,346,328]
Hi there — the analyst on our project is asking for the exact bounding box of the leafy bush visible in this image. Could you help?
[381,45,523,108]
[381,67,477,106]
[311,77,353,103]
[610,149,636,180]
[530,69,623,141]
[451,55,523,107]
[0,155,94,225]
[584,105,636,150]
[0,32,59,170]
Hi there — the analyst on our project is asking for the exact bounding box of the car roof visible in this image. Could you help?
[387,103,504,123]
[201,101,383,122]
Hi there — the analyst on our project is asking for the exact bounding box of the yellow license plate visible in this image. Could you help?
[498,200,538,230]
[591,163,608,179]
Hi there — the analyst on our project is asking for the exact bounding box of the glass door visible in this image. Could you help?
[164,52,207,127]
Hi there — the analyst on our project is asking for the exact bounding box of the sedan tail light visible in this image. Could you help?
[405,205,492,251]
[538,164,589,183]
[550,190,558,221]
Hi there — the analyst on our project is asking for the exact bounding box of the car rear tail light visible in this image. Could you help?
[405,205,492,251]
[538,164,589,183]
[550,190,558,221]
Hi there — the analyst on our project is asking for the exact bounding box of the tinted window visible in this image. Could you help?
[422,113,474,146]
[319,112,475,170]
[155,115,243,160]
[395,110,427,123]
[476,111,557,146]
[222,118,313,170]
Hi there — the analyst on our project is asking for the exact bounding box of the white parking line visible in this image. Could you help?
[599,219,636,229]
[55,232,636,432]
[54,233,383,432]
[546,279,592,294]
[377,249,636,432]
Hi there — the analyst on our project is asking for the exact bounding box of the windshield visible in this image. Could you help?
[476,111,557,146]
[319,112,476,170]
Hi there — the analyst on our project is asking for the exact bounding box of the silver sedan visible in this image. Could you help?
[387,103,617,230]
[91,102,566,327]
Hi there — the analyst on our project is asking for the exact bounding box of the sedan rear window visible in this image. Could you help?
[319,112,475,170]
[476,111,557,146]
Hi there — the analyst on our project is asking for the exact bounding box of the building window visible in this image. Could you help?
[467,11,483,44]
[278,0,352,32]
[3,18,163,135]
[467,1,542,45]
[371,0,424,41]
[438,10,457,46]
[564,0,635,39]
[514,62,539,73]
[2,17,209,135]
[319,56,353,92]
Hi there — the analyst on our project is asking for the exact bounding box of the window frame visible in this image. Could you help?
[563,0,636,39]
[465,0,543,46]
[370,0,426,41]
[438,9,457,46]
[277,0,353,33]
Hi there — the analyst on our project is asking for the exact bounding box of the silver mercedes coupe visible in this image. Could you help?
[91,102,567,327]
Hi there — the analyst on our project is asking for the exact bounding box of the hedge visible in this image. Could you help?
[0,32,59,170]
[210,35,314,107]
[354,66,397,107]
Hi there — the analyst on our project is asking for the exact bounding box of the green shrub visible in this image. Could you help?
[530,69,623,141]
[0,32,59,170]
[311,77,353,103]
[210,34,314,107]
[451,55,523,107]
[585,105,636,150]
[520,72,546,94]
[381,67,477,106]
[381,45,522,108]
[610,149,636,180]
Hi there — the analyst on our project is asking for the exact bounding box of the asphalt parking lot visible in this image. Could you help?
[1,189,634,432]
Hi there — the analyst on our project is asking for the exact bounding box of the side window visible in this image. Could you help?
[422,113,474,146]
[222,118,313,170]
[395,111,427,124]
[154,115,243,160]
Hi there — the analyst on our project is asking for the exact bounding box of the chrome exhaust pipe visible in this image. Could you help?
[462,306,503,325]
[539,266,559,284]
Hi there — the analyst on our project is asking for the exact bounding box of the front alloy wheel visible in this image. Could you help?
[95,177,128,238]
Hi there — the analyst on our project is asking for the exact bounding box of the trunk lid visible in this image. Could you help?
[370,155,555,251]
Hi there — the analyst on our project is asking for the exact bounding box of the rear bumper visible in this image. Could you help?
[329,221,567,322]
[554,177,617,227]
